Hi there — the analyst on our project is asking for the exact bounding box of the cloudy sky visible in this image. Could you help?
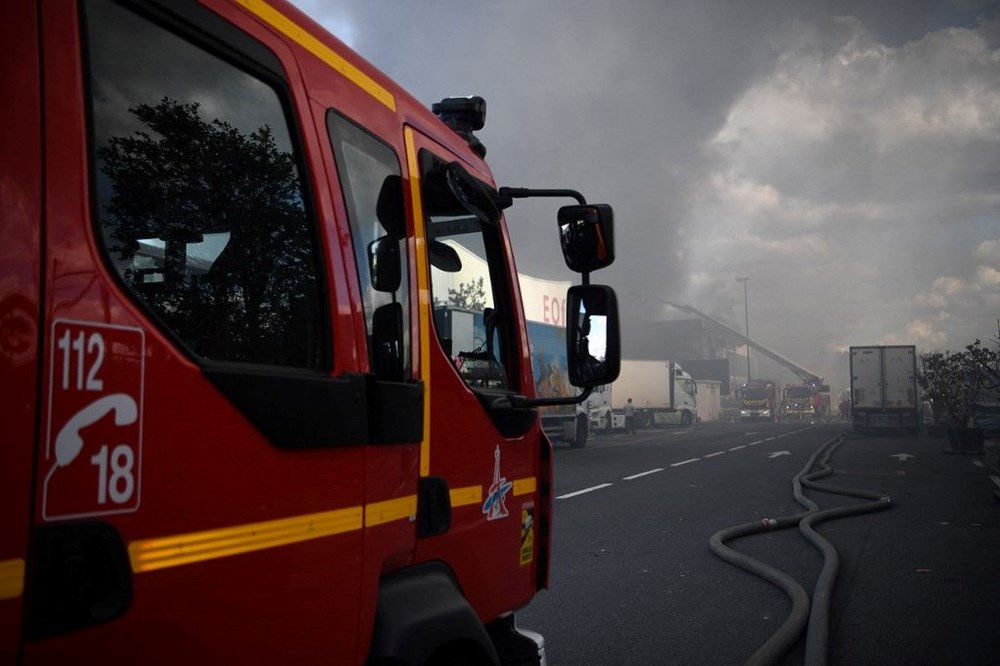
[292,0,1000,390]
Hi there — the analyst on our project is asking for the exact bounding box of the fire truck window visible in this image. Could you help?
[419,152,513,391]
[83,0,324,369]
[327,112,410,381]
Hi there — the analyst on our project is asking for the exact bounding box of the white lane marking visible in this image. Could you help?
[704,451,726,458]
[557,483,613,500]
[990,476,1000,489]
[768,451,791,458]
[748,440,763,446]
[672,429,692,436]
[890,453,914,461]
[744,432,760,436]
[729,445,746,451]
[671,458,700,467]
[972,460,985,468]
[623,468,664,481]
[764,437,777,441]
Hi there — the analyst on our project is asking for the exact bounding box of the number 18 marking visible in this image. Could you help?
[90,444,135,505]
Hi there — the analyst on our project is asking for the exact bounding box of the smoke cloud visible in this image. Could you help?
[292,0,1000,390]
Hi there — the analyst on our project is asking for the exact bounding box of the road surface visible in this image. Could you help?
[519,421,1000,664]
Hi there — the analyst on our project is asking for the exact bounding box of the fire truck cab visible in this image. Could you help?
[1,1,620,663]
[739,380,779,422]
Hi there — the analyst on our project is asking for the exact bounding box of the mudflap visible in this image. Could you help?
[486,614,546,666]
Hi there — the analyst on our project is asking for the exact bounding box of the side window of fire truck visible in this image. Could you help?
[327,112,410,381]
[419,151,515,391]
[84,0,325,369]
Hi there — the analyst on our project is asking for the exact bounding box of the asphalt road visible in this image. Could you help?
[518,421,1000,665]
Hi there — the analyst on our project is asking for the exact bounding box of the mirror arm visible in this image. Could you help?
[496,187,586,209]
[492,386,593,410]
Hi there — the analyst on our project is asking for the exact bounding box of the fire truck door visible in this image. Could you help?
[404,129,542,620]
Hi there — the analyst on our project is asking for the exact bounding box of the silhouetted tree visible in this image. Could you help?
[919,339,1000,427]
[97,98,318,365]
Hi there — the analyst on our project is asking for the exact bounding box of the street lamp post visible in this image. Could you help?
[736,277,750,382]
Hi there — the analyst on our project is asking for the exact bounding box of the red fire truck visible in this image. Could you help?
[739,380,779,422]
[1,1,621,662]
[780,380,830,422]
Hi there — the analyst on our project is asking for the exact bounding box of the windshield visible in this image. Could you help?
[743,388,770,400]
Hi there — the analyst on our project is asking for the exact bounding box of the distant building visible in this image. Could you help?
[621,317,811,396]
[622,319,745,395]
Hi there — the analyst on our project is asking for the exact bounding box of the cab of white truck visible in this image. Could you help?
[673,365,698,420]
[608,360,697,427]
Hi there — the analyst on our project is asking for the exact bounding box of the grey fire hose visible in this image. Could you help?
[708,435,892,665]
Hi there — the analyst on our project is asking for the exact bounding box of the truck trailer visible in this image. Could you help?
[850,345,920,433]
[526,319,591,447]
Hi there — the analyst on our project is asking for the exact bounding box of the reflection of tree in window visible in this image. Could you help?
[443,277,486,311]
[96,98,321,368]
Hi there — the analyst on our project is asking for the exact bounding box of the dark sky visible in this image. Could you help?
[293,0,1000,391]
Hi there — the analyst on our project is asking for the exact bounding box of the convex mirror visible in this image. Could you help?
[566,284,620,388]
[368,236,401,292]
[557,204,614,273]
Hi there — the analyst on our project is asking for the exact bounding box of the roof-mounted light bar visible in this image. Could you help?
[432,96,487,158]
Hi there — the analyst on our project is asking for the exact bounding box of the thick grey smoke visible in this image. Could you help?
[292,0,1000,390]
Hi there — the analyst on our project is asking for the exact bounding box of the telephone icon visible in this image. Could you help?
[52,393,138,470]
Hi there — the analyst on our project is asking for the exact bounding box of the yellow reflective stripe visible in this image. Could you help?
[450,485,483,508]
[235,0,395,111]
[129,506,363,573]
[405,127,433,477]
[365,495,417,527]
[0,559,25,601]
[513,477,537,496]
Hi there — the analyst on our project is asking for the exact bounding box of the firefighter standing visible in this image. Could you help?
[624,398,635,435]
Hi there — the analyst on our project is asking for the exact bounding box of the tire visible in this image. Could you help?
[681,410,692,426]
[571,416,588,448]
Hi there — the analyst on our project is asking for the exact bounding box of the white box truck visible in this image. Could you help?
[849,345,920,433]
[600,360,697,429]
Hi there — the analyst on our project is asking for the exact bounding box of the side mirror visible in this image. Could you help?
[428,239,462,273]
[368,236,401,292]
[557,204,614,273]
[376,175,406,239]
[446,161,500,226]
[371,302,404,381]
[566,284,620,388]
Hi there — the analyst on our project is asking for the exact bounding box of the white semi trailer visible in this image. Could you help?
[849,345,920,433]
[592,360,697,430]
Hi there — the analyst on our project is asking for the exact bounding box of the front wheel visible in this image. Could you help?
[681,410,693,426]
